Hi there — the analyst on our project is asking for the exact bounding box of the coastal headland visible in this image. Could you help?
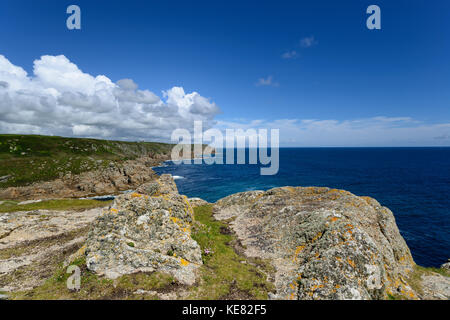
[0,135,448,300]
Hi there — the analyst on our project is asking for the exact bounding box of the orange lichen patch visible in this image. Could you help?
[347,258,356,268]
[335,284,340,289]
[311,232,323,242]
[293,245,305,262]
[187,205,194,217]
[181,196,195,216]
[131,192,142,198]
[344,224,355,237]
[110,208,118,214]
[248,193,264,204]
[180,258,190,266]
[182,227,190,233]
[360,196,374,204]
[329,216,340,222]
[284,186,297,193]
[329,188,348,195]
[311,284,324,291]
[170,217,179,224]
[296,273,303,280]
[74,244,87,256]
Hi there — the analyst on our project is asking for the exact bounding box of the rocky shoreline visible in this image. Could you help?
[0,155,169,201]
[0,171,449,300]
[213,187,449,299]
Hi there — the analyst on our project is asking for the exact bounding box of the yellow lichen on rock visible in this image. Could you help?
[180,258,190,266]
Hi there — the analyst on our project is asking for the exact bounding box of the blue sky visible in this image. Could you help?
[1,0,450,146]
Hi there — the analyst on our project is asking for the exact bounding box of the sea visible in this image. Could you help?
[153,147,450,267]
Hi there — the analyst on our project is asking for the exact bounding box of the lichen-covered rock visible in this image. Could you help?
[188,197,209,208]
[135,173,179,196]
[0,207,104,292]
[441,259,450,270]
[420,273,450,300]
[0,156,168,201]
[84,175,202,285]
[214,186,417,300]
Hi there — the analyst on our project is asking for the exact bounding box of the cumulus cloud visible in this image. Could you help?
[0,54,220,141]
[255,76,279,87]
[216,117,450,147]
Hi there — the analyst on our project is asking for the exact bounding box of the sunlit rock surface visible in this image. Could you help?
[214,186,418,300]
[84,175,202,285]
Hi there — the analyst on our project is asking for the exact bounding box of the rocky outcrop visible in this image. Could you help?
[82,175,202,285]
[214,186,418,300]
[0,207,104,292]
[1,174,448,300]
[441,259,450,270]
[0,156,167,200]
[420,273,450,300]
[188,197,209,208]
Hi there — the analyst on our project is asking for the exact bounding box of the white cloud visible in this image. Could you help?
[0,54,221,141]
[300,36,318,48]
[255,76,279,87]
[216,117,450,147]
[1,54,448,147]
[281,50,298,59]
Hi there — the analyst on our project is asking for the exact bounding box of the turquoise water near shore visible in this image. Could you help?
[154,147,450,267]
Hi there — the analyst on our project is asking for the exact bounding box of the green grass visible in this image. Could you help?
[8,204,275,300]
[417,265,450,278]
[406,264,450,297]
[0,134,173,188]
[10,257,176,300]
[189,205,275,299]
[0,199,112,213]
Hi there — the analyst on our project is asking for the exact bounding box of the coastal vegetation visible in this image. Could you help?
[0,199,112,213]
[8,205,275,300]
[0,136,448,300]
[188,205,275,299]
[0,134,172,188]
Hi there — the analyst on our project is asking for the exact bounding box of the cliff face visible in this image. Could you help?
[0,134,173,200]
[0,156,167,200]
[2,173,448,300]
[76,179,449,300]
[214,187,418,300]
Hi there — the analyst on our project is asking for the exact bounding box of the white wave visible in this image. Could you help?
[173,176,185,180]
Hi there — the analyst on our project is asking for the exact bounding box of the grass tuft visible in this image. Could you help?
[189,205,275,299]
[406,264,450,297]
[7,204,276,300]
[10,257,176,300]
[0,199,112,213]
